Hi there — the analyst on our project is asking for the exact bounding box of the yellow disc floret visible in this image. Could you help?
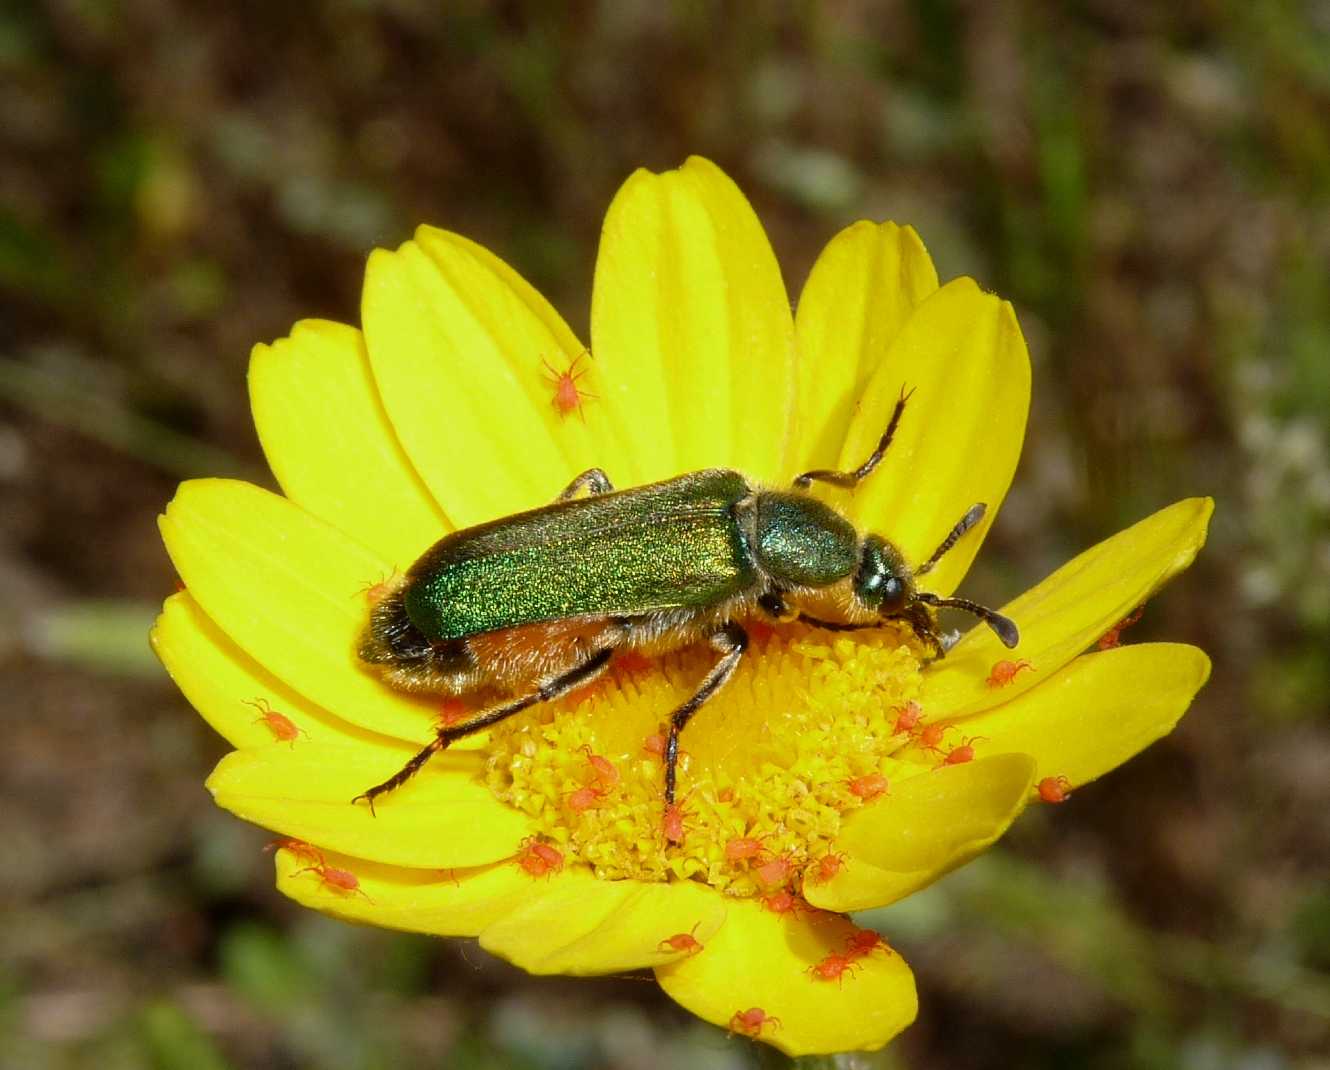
[484,623,925,895]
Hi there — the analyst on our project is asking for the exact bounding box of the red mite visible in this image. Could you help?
[662,800,693,844]
[754,854,794,888]
[247,698,307,745]
[295,860,372,901]
[761,890,801,915]
[912,721,954,753]
[729,1007,781,1037]
[892,701,923,735]
[542,352,597,420]
[807,951,859,985]
[809,852,845,884]
[264,837,324,867]
[359,570,399,604]
[581,747,620,789]
[724,836,765,864]
[658,923,703,956]
[1037,775,1074,803]
[846,773,889,802]
[564,784,604,813]
[643,733,667,758]
[1097,606,1144,650]
[940,735,987,767]
[986,659,1033,688]
[845,928,892,958]
[516,838,564,878]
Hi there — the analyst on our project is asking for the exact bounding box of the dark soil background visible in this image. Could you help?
[2,4,1328,1068]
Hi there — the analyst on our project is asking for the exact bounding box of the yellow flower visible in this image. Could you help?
[151,157,1211,1056]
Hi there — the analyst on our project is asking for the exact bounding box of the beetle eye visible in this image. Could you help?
[879,576,906,614]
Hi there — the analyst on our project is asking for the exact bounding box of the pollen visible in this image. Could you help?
[483,623,922,895]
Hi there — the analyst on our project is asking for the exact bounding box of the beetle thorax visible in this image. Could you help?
[742,490,859,591]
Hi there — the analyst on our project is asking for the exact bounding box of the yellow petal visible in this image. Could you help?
[793,221,939,470]
[275,848,532,937]
[655,897,917,1056]
[362,227,608,529]
[151,592,389,749]
[479,873,727,976]
[591,156,795,483]
[248,319,448,567]
[805,754,1036,914]
[835,279,1030,597]
[921,497,1214,719]
[208,743,531,867]
[958,643,1210,791]
[160,479,438,741]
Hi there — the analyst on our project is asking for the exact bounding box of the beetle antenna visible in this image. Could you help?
[916,503,986,576]
[793,385,914,490]
[915,591,1019,648]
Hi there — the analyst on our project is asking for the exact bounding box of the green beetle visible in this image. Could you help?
[356,391,1018,809]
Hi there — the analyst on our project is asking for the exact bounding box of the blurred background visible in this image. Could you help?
[3,2,1329,1067]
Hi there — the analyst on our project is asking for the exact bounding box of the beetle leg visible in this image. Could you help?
[556,468,614,501]
[664,622,748,804]
[792,386,912,490]
[354,646,617,813]
[899,602,947,658]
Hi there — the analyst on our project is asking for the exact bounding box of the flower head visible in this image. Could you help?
[152,157,1211,1056]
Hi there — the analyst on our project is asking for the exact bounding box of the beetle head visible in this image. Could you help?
[854,532,1020,650]
[851,535,914,617]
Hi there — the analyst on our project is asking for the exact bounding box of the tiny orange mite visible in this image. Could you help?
[642,732,667,758]
[662,800,692,844]
[359,570,399,604]
[246,698,307,745]
[1097,606,1144,650]
[729,1006,781,1037]
[264,837,324,867]
[986,658,1033,688]
[892,701,923,735]
[940,735,988,767]
[807,951,859,985]
[581,747,620,788]
[724,836,765,864]
[1037,775,1074,803]
[564,784,604,813]
[754,853,794,888]
[658,924,703,956]
[295,860,371,901]
[761,890,801,915]
[912,721,954,752]
[846,772,890,801]
[515,838,564,878]
[845,928,893,958]
[809,852,845,884]
[542,352,597,420]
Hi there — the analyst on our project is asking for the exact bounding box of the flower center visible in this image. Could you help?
[483,622,925,896]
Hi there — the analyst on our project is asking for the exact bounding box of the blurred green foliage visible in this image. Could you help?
[2,2,1329,1068]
